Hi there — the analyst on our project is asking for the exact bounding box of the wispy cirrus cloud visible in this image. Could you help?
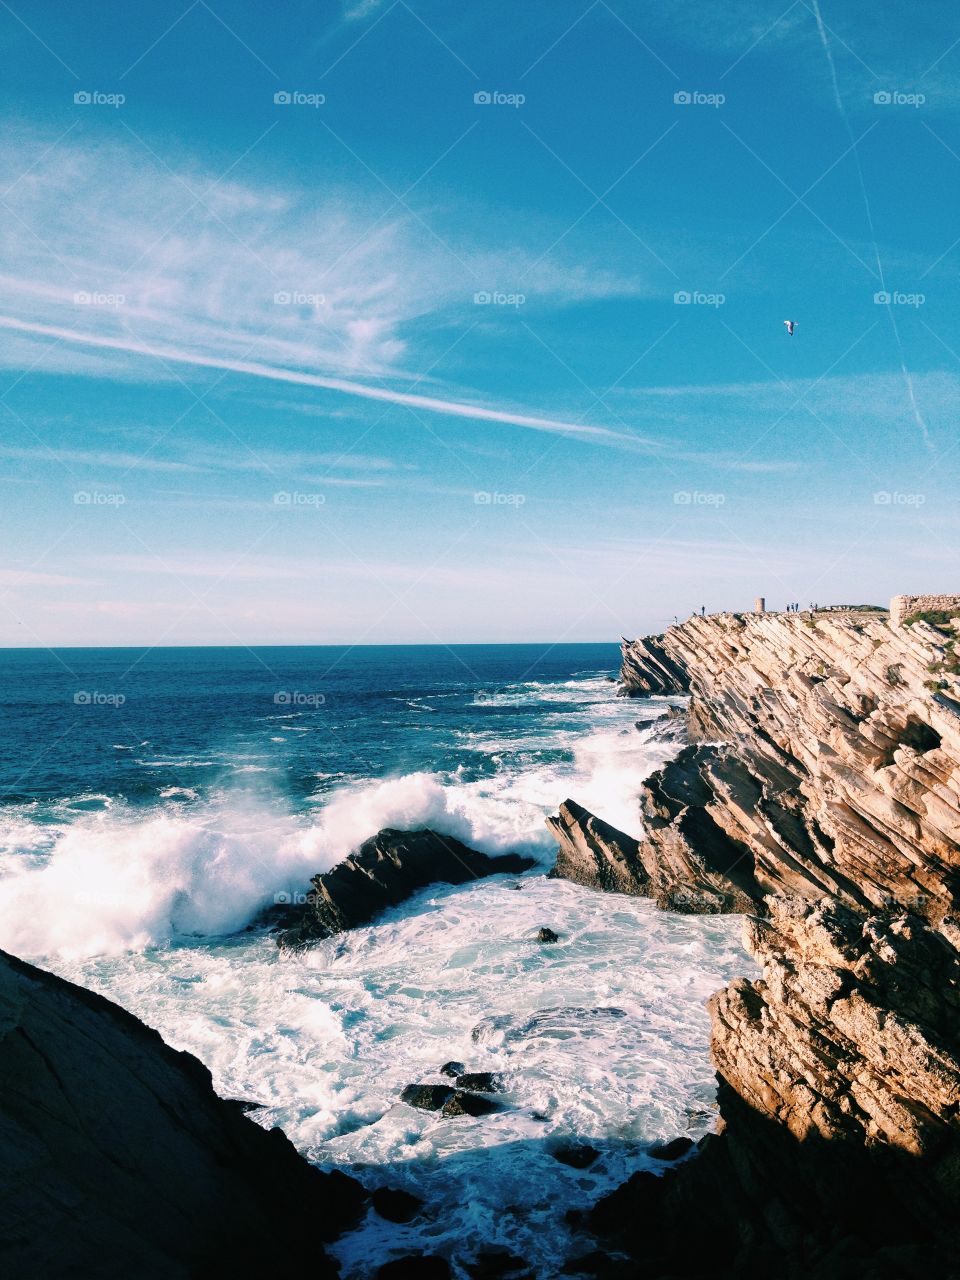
[0,131,651,444]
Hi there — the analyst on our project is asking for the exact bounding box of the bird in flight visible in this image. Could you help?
[783,320,797,336]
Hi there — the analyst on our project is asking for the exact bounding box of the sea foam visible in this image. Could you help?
[0,699,679,960]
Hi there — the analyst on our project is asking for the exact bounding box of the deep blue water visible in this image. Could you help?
[0,643,621,807]
[0,641,754,1278]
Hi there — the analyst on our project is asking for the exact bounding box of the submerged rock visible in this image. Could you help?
[400,1083,454,1111]
[454,1070,506,1093]
[472,1006,627,1046]
[647,1136,693,1162]
[442,1090,503,1117]
[0,948,363,1278]
[275,827,535,948]
[552,1143,600,1169]
[372,1186,424,1223]
[536,926,560,942]
[439,1059,466,1078]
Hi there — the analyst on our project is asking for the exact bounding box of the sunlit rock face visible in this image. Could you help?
[572,608,960,1276]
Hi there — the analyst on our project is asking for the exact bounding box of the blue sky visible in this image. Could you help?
[1,0,958,645]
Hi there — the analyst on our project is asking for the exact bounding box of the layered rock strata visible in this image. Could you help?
[564,609,960,1275]
[617,632,690,695]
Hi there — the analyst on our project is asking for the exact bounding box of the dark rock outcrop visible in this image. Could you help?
[454,1070,505,1093]
[401,1083,454,1111]
[647,1135,693,1161]
[0,947,364,1280]
[441,1090,503,1117]
[553,1142,600,1169]
[400,1082,504,1117]
[275,827,535,948]
[372,1186,424,1223]
[536,926,560,943]
[587,1083,960,1277]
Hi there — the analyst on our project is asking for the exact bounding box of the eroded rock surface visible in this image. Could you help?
[618,633,690,695]
[547,798,649,894]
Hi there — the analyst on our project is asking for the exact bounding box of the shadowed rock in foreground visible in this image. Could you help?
[275,827,535,949]
[563,607,960,1276]
[0,948,364,1279]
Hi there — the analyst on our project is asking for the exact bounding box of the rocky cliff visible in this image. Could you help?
[562,608,960,1276]
[0,948,364,1278]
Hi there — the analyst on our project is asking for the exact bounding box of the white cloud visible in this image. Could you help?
[0,131,649,446]
[0,568,101,588]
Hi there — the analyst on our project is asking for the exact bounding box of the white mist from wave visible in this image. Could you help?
[0,687,679,961]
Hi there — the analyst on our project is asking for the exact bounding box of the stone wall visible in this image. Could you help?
[890,593,960,626]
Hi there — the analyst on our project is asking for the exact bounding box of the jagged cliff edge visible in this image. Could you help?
[555,605,960,1277]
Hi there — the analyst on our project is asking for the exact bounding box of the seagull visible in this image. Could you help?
[783,320,797,336]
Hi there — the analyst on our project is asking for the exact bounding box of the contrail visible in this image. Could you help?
[809,0,933,451]
[0,314,641,447]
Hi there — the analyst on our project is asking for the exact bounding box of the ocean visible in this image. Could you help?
[0,643,752,1275]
